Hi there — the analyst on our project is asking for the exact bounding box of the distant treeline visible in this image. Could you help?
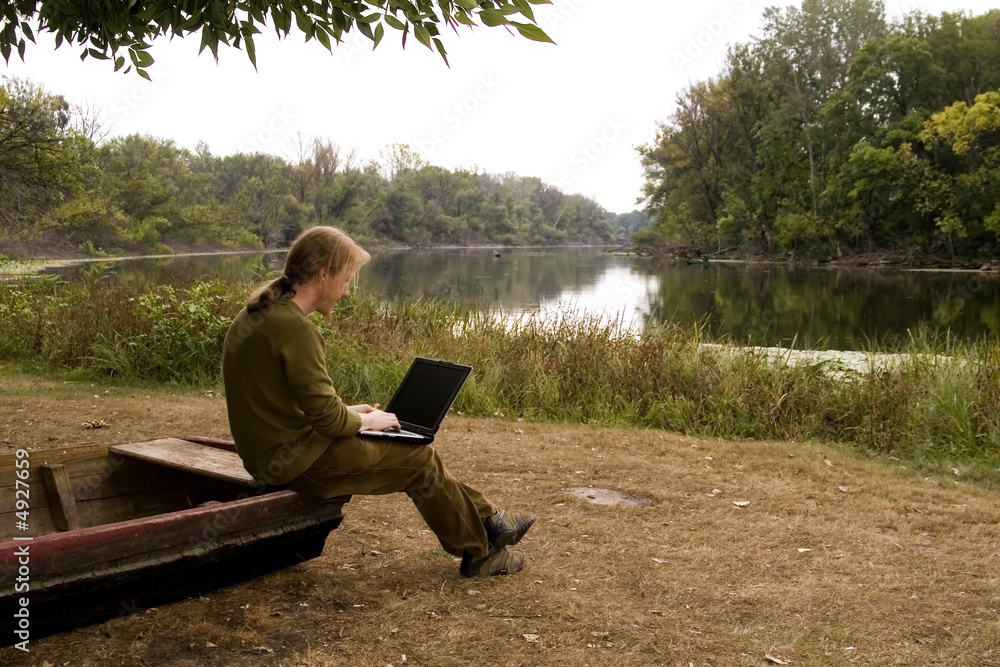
[0,77,644,255]
[638,1,1000,260]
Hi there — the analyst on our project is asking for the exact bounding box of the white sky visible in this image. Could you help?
[4,0,997,213]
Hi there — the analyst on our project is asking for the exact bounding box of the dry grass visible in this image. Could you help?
[2,372,1000,666]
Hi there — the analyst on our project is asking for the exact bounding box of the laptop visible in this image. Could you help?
[358,357,472,444]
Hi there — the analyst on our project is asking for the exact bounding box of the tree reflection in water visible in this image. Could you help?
[43,248,1000,351]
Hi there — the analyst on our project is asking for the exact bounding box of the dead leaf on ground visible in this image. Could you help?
[733,501,750,507]
[522,634,539,643]
[82,419,109,429]
[839,486,850,492]
[765,653,789,664]
[825,459,834,467]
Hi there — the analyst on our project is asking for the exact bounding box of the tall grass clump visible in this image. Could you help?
[0,276,242,383]
[1,276,998,472]
[817,336,1000,465]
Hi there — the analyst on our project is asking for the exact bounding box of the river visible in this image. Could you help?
[40,247,1000,351]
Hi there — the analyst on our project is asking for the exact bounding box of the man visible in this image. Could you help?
[222,226,533,576]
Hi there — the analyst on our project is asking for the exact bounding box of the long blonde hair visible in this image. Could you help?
[247,226,371,312]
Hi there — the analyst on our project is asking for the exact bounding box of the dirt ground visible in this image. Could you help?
[2,371,999,666]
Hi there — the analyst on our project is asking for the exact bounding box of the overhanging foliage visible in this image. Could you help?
[0,0,554,79]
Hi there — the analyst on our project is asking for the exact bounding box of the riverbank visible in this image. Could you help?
[700,344,961,382]
[2,370,998,666]
[6,237,999,274]
[632,241,1000,273]
[0,243,611,277]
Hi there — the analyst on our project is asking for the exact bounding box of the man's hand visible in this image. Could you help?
[353,405,400,432]
[349,404,379,414]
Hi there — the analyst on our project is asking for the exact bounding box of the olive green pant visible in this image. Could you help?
[285,436,496,559]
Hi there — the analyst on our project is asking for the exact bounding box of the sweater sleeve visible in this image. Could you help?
[276,320,362,438]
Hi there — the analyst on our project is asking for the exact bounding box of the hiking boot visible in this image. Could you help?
[484,509,535,548]
[460,546,526,577]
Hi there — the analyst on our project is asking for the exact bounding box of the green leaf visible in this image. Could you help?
[433,37,449,66]
[245,32,258,67]
[133,49,154,67]
[273,10,291,33]
[384,14,405,31]
[19,22,34,42]
[510,21,554,43]
[455,0,479,9]
[357,20,374,40]
[114,55,125,71]
[136,67,151,81]
[478,9,508,27]
[198,26,218,57]
[87,47,108,60]
[294,12,312,34]
[358,12,381,24]
[373,22,385,48]
[511,0,534,22]
[181,13,203,30]
[316,27,331,49]
[414,23,431,49]
[455,11,475,26]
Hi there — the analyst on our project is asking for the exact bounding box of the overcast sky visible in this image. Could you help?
[4,0,997,213]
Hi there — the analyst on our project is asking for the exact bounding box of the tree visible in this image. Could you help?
[0,76,87,234]
[757,0,887,221]
[915,91,1000,256]
[1,0,554,80]
[638,80,732,249]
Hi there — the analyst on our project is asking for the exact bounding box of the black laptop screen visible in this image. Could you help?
[386,359,471,431]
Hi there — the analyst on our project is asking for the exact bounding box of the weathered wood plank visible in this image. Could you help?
[41,464,81,531]
[0,509,57,542]
[110,439,260,488]
[74,488,195,529]
[180,435,237,452]
[0,456,169,513]
[0,481,48,513]
[0,491,345,577]
[0,444,119,486]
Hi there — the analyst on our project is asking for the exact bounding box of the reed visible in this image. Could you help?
[1,277,997,475]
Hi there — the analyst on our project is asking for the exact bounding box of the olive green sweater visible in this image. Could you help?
[222,298,362,485]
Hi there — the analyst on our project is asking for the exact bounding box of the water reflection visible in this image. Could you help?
[40,248,1000,350]
[536,264,661,330]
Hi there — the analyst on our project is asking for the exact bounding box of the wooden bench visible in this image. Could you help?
[110,438,262,489]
